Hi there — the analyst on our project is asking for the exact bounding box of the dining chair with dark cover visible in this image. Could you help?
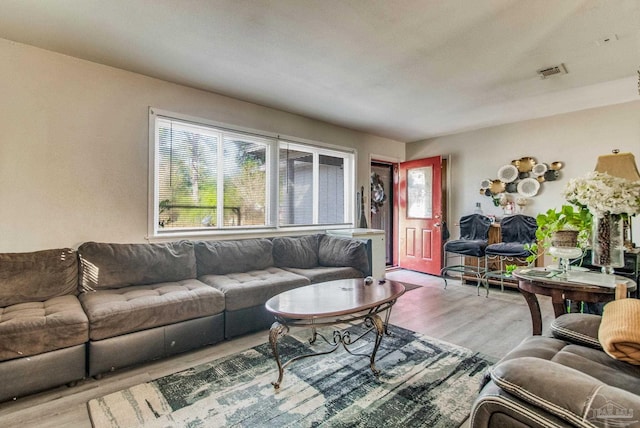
[483,214,538,291]
[440,214,492,294]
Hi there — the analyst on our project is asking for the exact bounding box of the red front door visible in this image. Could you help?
[398,156,443,275]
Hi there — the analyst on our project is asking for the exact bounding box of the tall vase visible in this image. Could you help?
[591,212,624,274]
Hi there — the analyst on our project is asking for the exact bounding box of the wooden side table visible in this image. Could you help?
[513,268,637,335]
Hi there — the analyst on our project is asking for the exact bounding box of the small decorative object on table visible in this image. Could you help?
[516,197,528,214]
[591,212,624,274]
[549,246,583,277]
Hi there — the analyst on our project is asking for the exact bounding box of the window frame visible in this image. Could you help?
[148,108,355,239]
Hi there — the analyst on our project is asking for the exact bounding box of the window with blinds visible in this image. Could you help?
[278,145,350,226]
[150,109,354,237]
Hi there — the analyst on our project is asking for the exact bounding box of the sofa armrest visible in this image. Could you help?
[490,357,640,427]
[358,238,373,277]
[551,313,602,349]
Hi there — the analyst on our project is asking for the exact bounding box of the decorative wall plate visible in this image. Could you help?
[490,179,506,194]
[516,157,536,172]
[549,161,564,170]
[544,170,559,181]
[497,165,519,183]
[517,177,540,197]
[532,163,548,176]
[480,178,492,189]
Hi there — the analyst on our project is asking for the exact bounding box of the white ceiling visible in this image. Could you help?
[1,0,638,142]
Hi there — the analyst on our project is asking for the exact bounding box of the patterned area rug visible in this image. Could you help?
[88,325,491,427]
[400,282,423,292]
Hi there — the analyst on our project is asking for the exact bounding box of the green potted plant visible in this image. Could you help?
[524,205,592,266]
[536,205,592,250]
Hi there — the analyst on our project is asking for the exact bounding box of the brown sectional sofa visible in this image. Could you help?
[0,234,370,401]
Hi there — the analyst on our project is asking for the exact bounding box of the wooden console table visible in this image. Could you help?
[513,267,637,335]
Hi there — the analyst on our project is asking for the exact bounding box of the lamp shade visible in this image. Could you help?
[594,152,640,182]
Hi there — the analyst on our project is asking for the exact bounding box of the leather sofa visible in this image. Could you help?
[0,233,370,401]
[470,313,640,427]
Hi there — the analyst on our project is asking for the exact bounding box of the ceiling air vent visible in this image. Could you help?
[537,64,567,79]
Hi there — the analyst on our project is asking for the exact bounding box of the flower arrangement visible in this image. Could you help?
[562,171,640,216]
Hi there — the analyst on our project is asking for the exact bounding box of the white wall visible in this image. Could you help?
[0,39,405,252]
[407,100,640,243]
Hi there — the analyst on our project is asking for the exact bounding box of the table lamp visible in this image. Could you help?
[594,150,640,181]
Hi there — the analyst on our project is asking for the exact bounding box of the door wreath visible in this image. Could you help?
[370,172,387,214]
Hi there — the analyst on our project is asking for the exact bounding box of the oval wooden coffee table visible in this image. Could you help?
[265,278,405,389]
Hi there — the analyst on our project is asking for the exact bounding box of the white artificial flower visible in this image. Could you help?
[562,171,640,216]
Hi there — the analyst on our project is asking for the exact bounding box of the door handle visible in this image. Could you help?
[434,223,441,227]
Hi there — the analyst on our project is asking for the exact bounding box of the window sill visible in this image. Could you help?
[146,224,355,242]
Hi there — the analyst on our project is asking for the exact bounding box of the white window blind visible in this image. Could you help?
[150,109,354,237]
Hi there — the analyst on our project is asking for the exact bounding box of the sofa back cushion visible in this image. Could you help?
[272,235,320,269]
[318,235,369,275]
[195,238,274,276]
[0,248,78,306]
[78,241,196,290]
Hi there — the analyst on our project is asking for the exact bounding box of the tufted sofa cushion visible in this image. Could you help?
[195,238,274,276]
[0,248,78,307]
[78,241,197,291]
[318,235,369,275]
[199,267,310,311]
[0,295,88,361]
[272,235,320,269]
[79,279,225,340]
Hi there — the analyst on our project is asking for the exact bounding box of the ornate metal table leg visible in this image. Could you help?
[269,321,289,389]
[382,301,397,335]
[309,324,318,344]
[367,314,385,376]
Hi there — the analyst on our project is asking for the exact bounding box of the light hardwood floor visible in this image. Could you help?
[0,270,555,427]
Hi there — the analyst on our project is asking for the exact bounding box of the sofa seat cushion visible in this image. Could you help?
[199,268,310,311]
[0,295,88,362]
[79,279,224,341]
[283,266,363,283]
